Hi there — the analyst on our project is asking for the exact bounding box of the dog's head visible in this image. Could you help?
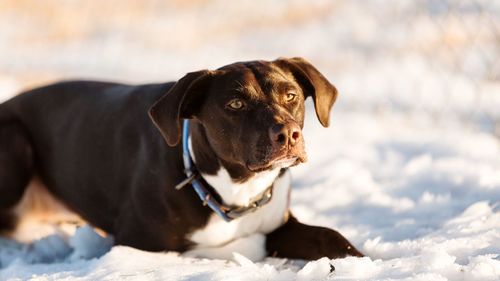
[149,57,338,173]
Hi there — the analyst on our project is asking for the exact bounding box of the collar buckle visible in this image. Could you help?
[175,173,197,190]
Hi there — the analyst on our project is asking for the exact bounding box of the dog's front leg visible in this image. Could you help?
[266,214,364,260]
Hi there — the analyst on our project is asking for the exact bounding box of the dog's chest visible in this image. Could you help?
[187,169,291,248]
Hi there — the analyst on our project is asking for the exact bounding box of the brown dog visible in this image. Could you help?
[0,57,362,260]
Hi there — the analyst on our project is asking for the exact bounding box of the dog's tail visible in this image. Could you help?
[0,211,16,234]
[0,98,34,235]
[0,104,17,233]
[0,104,15,233]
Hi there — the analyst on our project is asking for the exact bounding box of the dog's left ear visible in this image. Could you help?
[149,70,215,146]
[274,57,338,127]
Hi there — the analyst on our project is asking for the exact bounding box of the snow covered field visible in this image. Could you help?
[1,1,499,280]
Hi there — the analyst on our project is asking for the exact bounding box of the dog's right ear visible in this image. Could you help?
[149,70,214,146]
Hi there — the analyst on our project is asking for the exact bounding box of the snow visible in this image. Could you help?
[1,1,500,280]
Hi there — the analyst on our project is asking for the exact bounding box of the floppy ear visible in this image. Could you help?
[148,70,214,146]
[274,57,338,127]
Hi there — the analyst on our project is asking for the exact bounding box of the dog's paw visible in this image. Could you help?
[317,228,364,259]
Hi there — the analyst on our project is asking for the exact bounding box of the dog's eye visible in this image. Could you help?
[227,99,245,110]
[285,92,297,102]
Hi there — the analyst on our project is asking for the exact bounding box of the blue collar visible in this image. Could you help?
[175,119,274,222]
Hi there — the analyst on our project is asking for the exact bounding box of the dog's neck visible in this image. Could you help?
[188,121,281,206]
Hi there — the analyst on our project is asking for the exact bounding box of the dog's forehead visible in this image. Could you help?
[215,61,293,96]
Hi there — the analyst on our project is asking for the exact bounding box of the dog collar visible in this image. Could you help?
[175,119,274,222]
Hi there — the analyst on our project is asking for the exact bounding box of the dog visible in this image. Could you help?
[0,57,363,261]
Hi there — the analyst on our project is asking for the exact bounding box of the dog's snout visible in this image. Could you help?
[269,123,302,147]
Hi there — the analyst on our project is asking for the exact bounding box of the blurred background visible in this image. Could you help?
[1,1,500,270]
[0,0,499,134]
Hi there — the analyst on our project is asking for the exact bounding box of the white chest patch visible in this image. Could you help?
[184,167,291,260]
[202,167,281,206]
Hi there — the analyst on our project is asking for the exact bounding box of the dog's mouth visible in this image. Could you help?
[246,152,307,173]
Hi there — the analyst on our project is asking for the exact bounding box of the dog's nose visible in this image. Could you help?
[269,122,302,147]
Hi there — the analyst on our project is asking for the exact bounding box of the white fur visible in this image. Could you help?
[202,167,281,206]
[184,161,291,261]
[183,233,267,261]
